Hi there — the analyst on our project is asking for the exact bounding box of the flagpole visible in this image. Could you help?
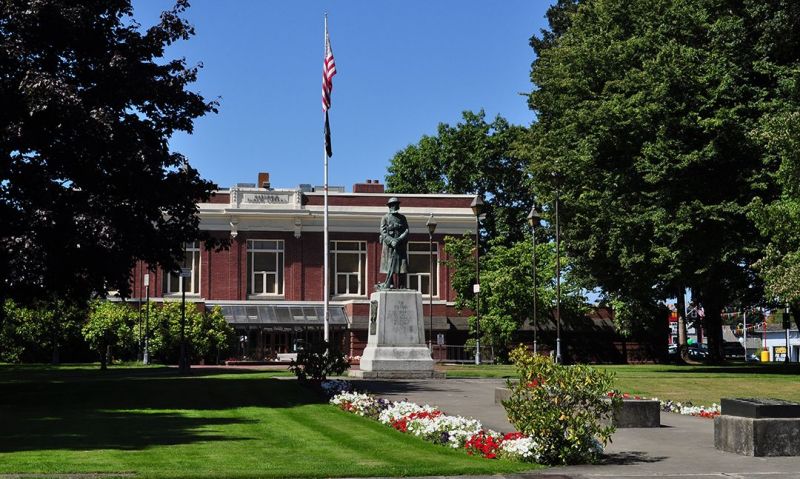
[323,14,330,345]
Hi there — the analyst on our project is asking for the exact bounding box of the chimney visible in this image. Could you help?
[353,179,385,193]
[257,172,270,189]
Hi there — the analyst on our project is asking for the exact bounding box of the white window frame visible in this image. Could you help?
[407,241,439,297]
[248,239,285,296]
[164,241,200,296]
[330,240,367,297]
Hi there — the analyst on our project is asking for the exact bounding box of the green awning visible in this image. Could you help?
[209,304,348,326]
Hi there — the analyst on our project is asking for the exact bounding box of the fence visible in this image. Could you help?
[432,345,495,364]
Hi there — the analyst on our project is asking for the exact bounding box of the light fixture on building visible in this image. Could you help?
[230,217,239,239]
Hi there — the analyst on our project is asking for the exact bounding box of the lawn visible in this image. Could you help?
[440,362,800,406]
[0,365,537,479]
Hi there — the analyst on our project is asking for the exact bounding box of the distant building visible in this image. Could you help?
[130,172,477,360]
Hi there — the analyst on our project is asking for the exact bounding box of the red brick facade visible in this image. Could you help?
[129,176,478,359]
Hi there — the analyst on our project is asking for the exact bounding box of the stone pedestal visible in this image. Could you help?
[714,398,800,456]
[349,290,441,379]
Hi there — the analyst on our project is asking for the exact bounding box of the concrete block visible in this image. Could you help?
[611,399,660,428]
[495,387,511,404]
[721,397,800,418]
[715,415,800,456]
[494,387,659,428]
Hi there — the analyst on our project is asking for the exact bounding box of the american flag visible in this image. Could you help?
[322,20,337,112]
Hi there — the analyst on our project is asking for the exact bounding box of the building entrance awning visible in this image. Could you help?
[210,303,349,327]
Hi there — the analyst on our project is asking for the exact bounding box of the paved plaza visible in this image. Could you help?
[354,377,800,479]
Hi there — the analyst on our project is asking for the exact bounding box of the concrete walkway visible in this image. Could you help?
[351,378,800,479]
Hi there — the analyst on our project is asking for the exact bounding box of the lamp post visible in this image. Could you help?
[143,273,150,365]
[179,267,191,374]
[426,214,437,352]
[527,206,541,355]
[470,195,484,365]
[554,186,562,364]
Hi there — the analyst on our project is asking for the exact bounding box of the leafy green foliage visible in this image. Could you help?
[444,234,586,359]
[83,301,134,369]
[502,346,617,465]
[2,298,91,363]
[386,110,533,244]
[751,111,800,320]
[146,302,234,365]
[289,341,350,382]
[0,0,224,305]
[526,0,800,359]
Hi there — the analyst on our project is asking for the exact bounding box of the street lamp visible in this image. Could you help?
[143,273,150,365]
[527,206,541,355]
[470,195,484,365]
[426,214,437,352]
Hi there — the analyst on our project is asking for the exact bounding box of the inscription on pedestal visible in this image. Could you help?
[394,302,411,326]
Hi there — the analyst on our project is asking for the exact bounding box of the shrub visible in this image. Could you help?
[289,341,349,382]
[501,345,618,465]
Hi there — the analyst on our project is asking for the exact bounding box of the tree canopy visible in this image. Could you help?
[386,110,533,244]
[0,0,221,305]
[528,0,799,359]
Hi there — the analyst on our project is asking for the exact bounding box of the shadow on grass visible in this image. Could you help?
[0,410,252,452]
[0,366,324,453]
[653,364,800,375]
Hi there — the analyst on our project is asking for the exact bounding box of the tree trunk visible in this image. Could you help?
[703,295,725,362]
[105,344,113,368]
[100,343,107,370]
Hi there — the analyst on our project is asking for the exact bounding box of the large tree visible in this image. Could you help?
[0,0,220,305]
[386,110,533,244]
[528,0,793,360]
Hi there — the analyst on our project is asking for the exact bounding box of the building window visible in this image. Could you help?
[163,241,200,295]
[329,241,367,296]
[407,241,438,297]
[248,240,284,296]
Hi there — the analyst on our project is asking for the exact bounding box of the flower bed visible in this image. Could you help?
[328,386,543,462]
[607,392,720,419]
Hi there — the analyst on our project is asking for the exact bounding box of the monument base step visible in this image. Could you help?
[349,370,446,379]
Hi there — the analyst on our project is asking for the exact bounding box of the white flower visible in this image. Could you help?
[500,436,540,461]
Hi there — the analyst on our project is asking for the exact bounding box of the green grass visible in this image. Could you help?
[0,365,538,478]
[440,362,800,406]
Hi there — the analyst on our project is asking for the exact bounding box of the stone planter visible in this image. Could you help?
[714,398,800,456]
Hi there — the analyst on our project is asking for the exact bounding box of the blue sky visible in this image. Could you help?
[131,1,552,189]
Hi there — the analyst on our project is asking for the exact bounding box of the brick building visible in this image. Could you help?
[130,173,478,361]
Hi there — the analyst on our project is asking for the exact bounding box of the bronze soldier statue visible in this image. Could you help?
[378,197,409,289]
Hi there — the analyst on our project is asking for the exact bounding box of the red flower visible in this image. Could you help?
[391,417,408,432]
[503,432,525,441]
[465,432,501,459]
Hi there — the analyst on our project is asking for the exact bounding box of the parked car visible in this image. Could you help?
[688,345,709,360]
[668,344,709,361]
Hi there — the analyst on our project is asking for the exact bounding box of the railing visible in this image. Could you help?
[432,345,495,364]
